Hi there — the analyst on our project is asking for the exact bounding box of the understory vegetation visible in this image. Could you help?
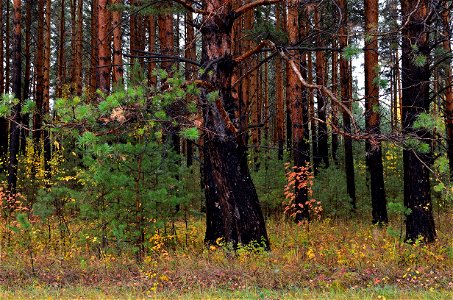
[0,214,452,298]
[0,141,452,298]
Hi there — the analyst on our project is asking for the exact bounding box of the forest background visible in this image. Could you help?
[0,0,452,298]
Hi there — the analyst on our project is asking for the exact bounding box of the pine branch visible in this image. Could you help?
[172,0,207,14]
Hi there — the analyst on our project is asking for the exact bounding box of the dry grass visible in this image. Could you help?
[0,213,451,298]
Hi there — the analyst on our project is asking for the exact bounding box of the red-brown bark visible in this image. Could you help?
[98,0,111,93]
[364,0,387,224]
[338,0,356,209]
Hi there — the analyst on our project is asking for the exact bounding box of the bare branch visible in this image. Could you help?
[124,51,201,67]
[263,40,359,133]
[233,41,267,64]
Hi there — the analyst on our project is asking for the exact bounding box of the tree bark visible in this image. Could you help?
[0,0,8,168]
[158,5,175,74]
[20,0,32,156]
[248,9,260,171]
[98,0,111,93]
[283,5,292,154]
[338,0,356,209]
[400,0,436,243]
[43,0,51,173]
[5,0,11,93]
[185,11,196,167]
[364,0,387,224]
[0,0,3,94]
[442,4,453,180]
[147,15,157,86]
[331,39,339,164]
[158,3,180,154]
[201,0,269,249]
[90,0,99,93]
[308,51,317,171]
[288,1,309,221]
[57,0,66,98]
[112,0,123,85]
[275,4,284,160]
[74,0,83,95]
[314,4,329,169]
[34,0,45,155]
[129,0,137,67]
[8,0,22,193]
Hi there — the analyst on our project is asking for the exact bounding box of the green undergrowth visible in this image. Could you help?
[0,285,452,299]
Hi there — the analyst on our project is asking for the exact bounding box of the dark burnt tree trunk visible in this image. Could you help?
[185,11,197,167]
[400,0,436,243]
[5,0,11,93]
[20,0,32,156]
[34,0,45,157]
[0,0,3,95]
[201,0,269,248]
[0,0,7,173]
[331,39,339,165]
[364,0,387,224]
[43,0,51,174]
[442,3,453,180]
[8,0,22,193]
[275,4,285,160]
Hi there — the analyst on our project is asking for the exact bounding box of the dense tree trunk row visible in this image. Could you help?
[0,0,448,247]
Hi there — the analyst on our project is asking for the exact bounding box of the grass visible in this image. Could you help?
[0,214,452,299]
[0,285,452,299]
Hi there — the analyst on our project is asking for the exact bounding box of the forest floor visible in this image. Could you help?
[0,214,452,299]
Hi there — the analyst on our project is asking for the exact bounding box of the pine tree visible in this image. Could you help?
[8,0,22,193]
[400,0,436,243]
[364,0,387,224]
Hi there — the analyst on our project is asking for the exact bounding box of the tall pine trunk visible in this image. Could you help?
[112,0,123,85]
[5,0,10,93]
[8,0,22,193]
[98,0,111,93]
[331,40,339,164]
[275,4,284,160]
[90,0,99,93]
[442,4,453,180]
[34,0,45,156]
[400,0,436,243]
[147,15,157,86]
[43,0,51,173]
[21,0,32,156]
[338,0,356,209]
[314,5,329,169]
[74,0,83,95]
[0,0,7,170]
[364,0,387,224]
[57,0,66,98]
[185,11,196,167]
[288,2,308,221]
